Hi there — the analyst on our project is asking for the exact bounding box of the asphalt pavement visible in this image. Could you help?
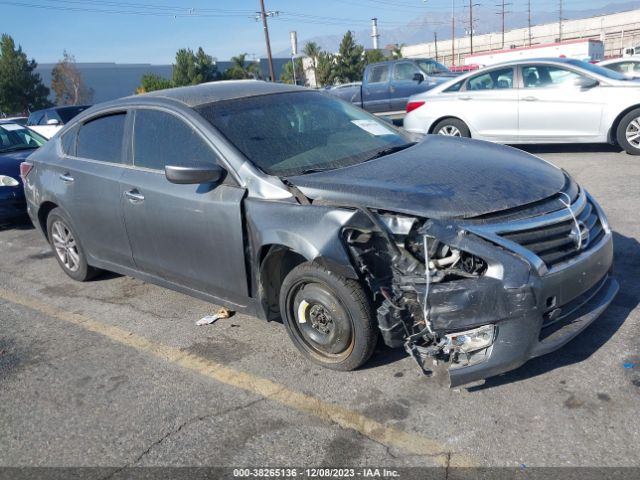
[0,143,639,476]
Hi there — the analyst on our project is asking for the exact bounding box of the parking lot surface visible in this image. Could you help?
[1,144,639,471]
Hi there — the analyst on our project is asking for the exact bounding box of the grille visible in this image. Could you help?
[500,198,605,270]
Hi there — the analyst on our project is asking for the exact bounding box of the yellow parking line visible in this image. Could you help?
[0,287,476,467]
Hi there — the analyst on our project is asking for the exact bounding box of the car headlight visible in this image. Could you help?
[0,175,19,187]
[444,324,495,354]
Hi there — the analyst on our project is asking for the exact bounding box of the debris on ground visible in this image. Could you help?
[196,308,234,326]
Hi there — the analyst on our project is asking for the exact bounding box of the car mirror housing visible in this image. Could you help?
[165,164,224,185]
[413,72,425,84]
[574,77,599,89]
[46,119,60,126]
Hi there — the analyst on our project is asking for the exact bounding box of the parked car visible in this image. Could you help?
[0,116,28,126]
[0,123,46,222]
[327,58,457,120]
[27,105,91,139]
[22,81,617,386]
[403,58,640,154]
[598,57,640,78]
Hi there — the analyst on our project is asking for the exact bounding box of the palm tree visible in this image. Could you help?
[225,53,261,80]
[303,41,321,86]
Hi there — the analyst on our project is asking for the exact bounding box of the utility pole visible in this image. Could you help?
[527,0,532,46]
[451,0,455,65]
[467,0,479,54]
[558,0,563,42]
[434,32,439,61]
[496,0,511,49]
[259,0,275,82]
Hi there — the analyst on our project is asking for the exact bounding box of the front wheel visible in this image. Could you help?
[617,108,640,155]
[279,262,378,371]
[433,118,471,138]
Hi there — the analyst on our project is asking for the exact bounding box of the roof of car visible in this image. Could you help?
[136,80,303,108]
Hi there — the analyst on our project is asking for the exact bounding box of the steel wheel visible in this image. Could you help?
[51,220,80,272]
[625,116,640,148]
[437,125,462,136]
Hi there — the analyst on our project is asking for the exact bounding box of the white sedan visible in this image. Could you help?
[403,58,640,155]
[598,57,640,78]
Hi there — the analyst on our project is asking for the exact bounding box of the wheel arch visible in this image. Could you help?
[428,115,470,135]
[37,201,59,241]
[608,104,640,144]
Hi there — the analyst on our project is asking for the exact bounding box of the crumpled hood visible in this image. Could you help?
[286,136,566,219]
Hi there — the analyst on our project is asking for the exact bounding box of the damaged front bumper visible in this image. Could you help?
[348,189,618,387]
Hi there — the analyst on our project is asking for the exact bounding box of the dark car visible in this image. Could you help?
[21,81,618,386]
[27,105,91,139]
[0,123,46,223]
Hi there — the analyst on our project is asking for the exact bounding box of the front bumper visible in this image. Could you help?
[445,230,617,387]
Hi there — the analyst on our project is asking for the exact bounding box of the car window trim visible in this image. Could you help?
[71,109,129,165]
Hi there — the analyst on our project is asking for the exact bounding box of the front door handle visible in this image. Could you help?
[522,96,538,102]
[125,189,145,202]
[459,96,472,101]
[59,173,74,183]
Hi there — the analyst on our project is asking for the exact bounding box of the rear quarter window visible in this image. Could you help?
[60,126,78,156]
[444,80,464,92]
[76,113,127,163]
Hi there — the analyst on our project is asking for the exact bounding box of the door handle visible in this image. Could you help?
[59,173,74,183]
[522,96,538,102]
[125,189,145,202]
[459,96,472,101]
[389,85,396,93]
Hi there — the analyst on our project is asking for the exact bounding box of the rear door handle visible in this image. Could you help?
[522,96,538,102]
[125,189,145,202]
[59,173,74,183]
[459,96,472,101]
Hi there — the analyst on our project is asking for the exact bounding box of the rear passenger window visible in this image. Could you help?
[133,109,215,171]
[444,80,464,92]
[367,65,389,84]
[61,126,78,156]
[76,113,126,163]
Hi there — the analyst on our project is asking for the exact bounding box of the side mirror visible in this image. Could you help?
[165,163,224,185]
[46,118,60,126]
[413,72,425,84]
[574,77,599,89]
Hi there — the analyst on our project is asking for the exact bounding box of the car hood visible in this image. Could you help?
[0,149,34,178]
[286,136,566,219]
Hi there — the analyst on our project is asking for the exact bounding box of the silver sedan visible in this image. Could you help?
[403,58,640,154]
[598,57,640,78]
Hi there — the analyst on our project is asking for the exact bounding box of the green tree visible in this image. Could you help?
[333,31,365,83]
[390,44,404,60]
[173,47,218,87]
[280,58,305,85]
[302,41,321,85]
[51,51,93,105]
[223,53,261,80]
[136,74,173,94]
[0,34,50,114]
[315,51,335,87]
[363,49,385,65]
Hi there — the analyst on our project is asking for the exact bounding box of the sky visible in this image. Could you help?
[0,0,626,65]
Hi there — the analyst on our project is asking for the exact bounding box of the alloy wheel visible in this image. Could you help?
[438,125,462,136]
[51,220,80,272]
[626,116,640,148]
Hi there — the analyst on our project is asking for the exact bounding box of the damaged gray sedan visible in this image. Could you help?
[22,81,618,386]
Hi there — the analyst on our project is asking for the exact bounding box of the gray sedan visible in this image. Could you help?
[403,58,640,154]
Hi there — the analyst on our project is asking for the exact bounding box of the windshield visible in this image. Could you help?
[416,59,451,75]
[197,91,411,177]
[566,59,628,81]
[58,106,90,123]
[0,124,46,153]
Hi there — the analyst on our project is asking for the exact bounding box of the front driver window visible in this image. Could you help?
[133,109,216,171]
[393,62,419,81]
[522,65,583,88]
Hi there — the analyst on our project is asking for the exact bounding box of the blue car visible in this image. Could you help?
[0,122,46,223]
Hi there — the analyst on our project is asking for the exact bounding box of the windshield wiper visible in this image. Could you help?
[299,166,336,175]
[0,145,37,153]
[364,142,416,162]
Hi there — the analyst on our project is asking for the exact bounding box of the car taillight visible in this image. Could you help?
[406,101,425,113]
[20,162,34,181]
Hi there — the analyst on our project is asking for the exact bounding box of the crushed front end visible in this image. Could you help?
[344,186,618,387]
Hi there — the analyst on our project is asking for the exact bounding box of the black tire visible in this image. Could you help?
[432,118,471,138]
[616,108,640,155]
[46,208,100,282]
[279,262,377,371]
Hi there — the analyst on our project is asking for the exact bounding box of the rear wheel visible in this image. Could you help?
[433,118,471,138]
[279,262,377,371]
[617,108,640,155]
[46,208,100,281]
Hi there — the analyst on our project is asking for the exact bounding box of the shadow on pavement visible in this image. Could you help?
[0,215,34,231]
[515,143,623,155]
